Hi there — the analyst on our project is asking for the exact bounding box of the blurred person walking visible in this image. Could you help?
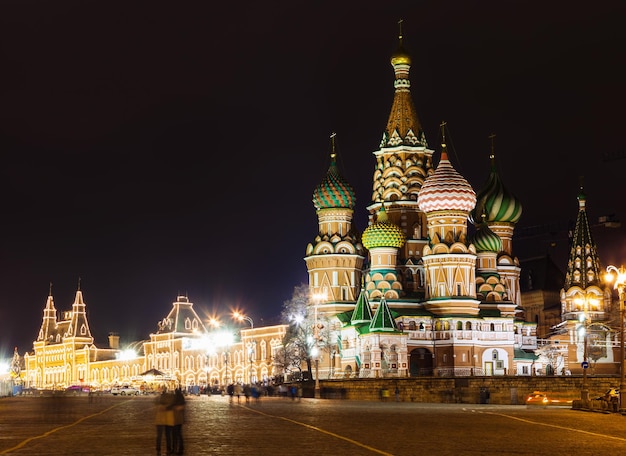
[172,388,186,455]
[155,388,175,456]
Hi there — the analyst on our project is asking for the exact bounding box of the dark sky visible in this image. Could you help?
[1,1,625,356]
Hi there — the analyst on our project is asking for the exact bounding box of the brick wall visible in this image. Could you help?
[315,376,619,405]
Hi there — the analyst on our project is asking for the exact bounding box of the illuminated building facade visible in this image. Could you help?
[24,293,286,391]
[305,27,537,379]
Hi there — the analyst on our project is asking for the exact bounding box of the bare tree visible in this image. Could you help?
[279,284,332,380]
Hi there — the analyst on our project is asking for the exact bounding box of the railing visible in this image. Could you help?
[436,367,486,377]
[407,330,515,342]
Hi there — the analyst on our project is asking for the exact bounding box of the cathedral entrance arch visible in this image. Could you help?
[409,347,433,376]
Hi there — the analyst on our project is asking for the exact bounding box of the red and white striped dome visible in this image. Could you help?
[417,148,476,213]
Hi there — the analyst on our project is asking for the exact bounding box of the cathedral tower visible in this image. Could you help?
[367,23,434,297]
[417,133,479,315]
[305,134,366,315]
[470,147,523,307]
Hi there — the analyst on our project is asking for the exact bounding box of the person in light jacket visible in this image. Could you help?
[155,388,175,456]
[172,388,186,455]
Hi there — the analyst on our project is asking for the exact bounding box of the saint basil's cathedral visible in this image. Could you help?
[15,26,624,392]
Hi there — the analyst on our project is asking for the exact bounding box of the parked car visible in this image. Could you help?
[65,385,91,395]
[111,385,140,396]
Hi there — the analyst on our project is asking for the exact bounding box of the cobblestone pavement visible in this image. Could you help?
[1,394,626,456]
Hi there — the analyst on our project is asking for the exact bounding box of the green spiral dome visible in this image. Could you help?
[312,155,356,210]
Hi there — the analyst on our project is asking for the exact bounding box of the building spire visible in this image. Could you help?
[380,22,427,148]
[564,182,602,290]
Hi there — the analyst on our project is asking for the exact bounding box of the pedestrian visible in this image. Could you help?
[226,383,234,404]
[172,388,185,455]
[243,384,251,404]
[234,383,243,403]
[155,388,175,456]
[395,386,400,402]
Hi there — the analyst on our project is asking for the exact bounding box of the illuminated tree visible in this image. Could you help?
[278,284,331,380]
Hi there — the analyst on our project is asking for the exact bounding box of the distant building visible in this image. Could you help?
[24,292,287,391]
[529,189,620,377]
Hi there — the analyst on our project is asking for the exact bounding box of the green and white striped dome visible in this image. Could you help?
[472,221,503,253]
[471,155,522,225]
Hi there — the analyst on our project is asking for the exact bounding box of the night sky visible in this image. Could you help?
[1,1,624,356]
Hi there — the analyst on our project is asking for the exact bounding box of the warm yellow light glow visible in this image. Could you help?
[233,311,253,328]
[606,265,626,291]
[118,349,136,361]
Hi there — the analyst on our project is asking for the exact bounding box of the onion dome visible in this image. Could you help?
[417,145,476,213]
[390,32,411,66]
[362,205,406,250]
[312,145,356,211]
[470,154,522,225]
[472,217,503,253]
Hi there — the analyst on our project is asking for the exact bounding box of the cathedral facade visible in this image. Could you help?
[305,28,538,379]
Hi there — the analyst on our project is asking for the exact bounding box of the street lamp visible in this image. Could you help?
[574,293,597,406]
[213,330,234,387]
[606,265,626,411]
[233,311,254,328]
[233,312,253,384]
[247,341,257,384]
[312,292,326,398]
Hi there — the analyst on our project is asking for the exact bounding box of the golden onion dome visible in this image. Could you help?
[391,37,411,66]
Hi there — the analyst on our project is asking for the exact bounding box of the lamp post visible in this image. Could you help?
[233,312,253,384]
[247,341,256,384]
[575,293,596,406]
[312,292,326,398]
[606,265,626,412]
[233,311,254,329]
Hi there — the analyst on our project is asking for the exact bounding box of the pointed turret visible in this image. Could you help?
[564,187,603,290]
[37,283,58,343]
[368,22,434,300]
[66,278,93,342]
[380,20,427,149]
[369,297,399,332]
[350,286,373,325]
